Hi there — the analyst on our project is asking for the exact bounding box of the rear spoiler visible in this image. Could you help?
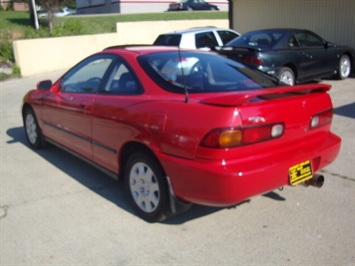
[200,83,331,107]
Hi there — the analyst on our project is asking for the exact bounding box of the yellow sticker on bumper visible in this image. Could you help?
[289,160,313,186]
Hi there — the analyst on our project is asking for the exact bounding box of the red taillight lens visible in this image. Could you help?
[243,56,263,66]
[201,123,284,148]
[310,109,333,129]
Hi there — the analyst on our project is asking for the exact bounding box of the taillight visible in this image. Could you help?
[200,123,284,148]
[243,56,263,66]
[310,109,333,129]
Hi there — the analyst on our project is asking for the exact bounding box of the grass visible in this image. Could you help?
[1,11,228,37]
[0,10,228,80]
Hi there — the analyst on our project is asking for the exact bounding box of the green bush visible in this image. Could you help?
[53,19,84,36]
[12,64,21,76]
[0,40,14,62]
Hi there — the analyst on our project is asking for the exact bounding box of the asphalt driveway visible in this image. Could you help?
[0,71,354,265]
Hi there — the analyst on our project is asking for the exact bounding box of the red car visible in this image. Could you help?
[22,46,341,222]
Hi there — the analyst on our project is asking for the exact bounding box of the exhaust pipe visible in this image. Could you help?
[304,174,325,188]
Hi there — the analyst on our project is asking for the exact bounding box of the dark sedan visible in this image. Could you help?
[167,0,219,11]
[216,29,354,85]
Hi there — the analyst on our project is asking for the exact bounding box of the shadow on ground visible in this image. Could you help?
[7,126,287,224]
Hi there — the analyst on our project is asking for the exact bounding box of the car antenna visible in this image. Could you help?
[178,47,190,103]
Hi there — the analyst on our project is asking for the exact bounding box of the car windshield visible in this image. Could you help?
[227,30,286,48]
[138,51,279,93]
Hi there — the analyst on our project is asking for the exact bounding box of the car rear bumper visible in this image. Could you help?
[157,132,341,206]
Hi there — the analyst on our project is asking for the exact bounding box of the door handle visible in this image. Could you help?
[79,102,89,109]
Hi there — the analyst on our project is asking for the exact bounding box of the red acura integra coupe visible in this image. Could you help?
[22,46,341,222]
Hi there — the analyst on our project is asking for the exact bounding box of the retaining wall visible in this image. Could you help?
[13,19,228,76]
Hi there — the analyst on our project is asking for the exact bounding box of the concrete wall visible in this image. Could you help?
[13,19,228,76]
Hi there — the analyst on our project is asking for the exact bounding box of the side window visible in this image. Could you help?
[103,61,141,95]
[288,35,300,48]
[154,34,181,46]
[61,55,114,93]
[217,30,239,45]
[295,32,324,47]
[195,32,219,48]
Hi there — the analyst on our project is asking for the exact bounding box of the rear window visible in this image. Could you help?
[153,34,182,46]
[138,51,279,93]
[227,30,286,48]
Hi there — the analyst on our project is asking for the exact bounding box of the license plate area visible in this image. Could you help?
[289,160,313,186]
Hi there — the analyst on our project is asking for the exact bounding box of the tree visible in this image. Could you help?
[36,0,60,34]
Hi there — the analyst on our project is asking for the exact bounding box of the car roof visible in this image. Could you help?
[245,28,309,33]
[159,27,238,35]
[103,45,199,55]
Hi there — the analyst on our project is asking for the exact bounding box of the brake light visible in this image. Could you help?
[200,123,284,148]
[243,56,263,66]
[310,109,333,129]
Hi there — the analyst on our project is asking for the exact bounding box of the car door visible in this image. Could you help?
[91,59,143,174]
[192,0,208,10]
[41,54,116,160]
[195,31,219,49]
[294,31,333,80]
[216,30,240,46]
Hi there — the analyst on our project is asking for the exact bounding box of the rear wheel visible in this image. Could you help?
[278,67,295,86]
[125,151,171,222]
[23,108,45,149]
[337,55,351,79]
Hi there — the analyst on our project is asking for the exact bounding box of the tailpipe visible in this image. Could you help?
[304,174,325,188]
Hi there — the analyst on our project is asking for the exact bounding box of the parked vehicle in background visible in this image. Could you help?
[216,28,354,85]
[167,0,219,11]
[22,45,341,222]
[38,6,76,18]
[154,27,240,50]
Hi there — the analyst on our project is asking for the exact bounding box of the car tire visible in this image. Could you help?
[337,54,351,80]
[187,7,193,11]
[23,107,45,149]
[278,67,295,86]
[125,151,171,223]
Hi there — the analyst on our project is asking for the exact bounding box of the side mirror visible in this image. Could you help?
[37,80,52,90]
[325,42,335,49]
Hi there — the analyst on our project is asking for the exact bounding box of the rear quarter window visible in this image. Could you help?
[154,34,182,46]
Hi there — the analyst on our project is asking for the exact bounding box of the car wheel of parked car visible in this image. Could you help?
[23,108,45,149]
[125,151,171,222]
[278,67,295,86]
[337,54,351,79]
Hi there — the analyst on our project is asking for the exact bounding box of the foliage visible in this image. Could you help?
[0,29,14,62]
[0,41,14,62]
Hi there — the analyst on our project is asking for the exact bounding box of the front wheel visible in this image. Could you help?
[23,107,45,149]
[278,67,295,86]
[125,152,171,222]
[337,55,351,79]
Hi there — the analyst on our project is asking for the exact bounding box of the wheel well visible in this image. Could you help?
[22,103,33,121]
[118,142,162,180]
[283,64,298,80]
[343,52,354,71]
